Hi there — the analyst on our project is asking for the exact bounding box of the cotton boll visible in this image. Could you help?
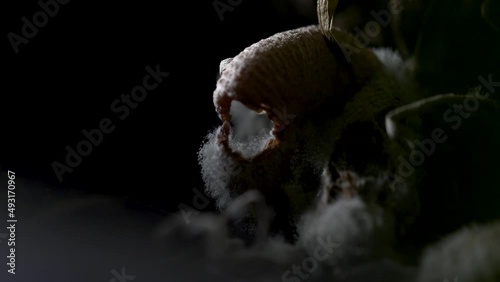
[154,190,270,255]
[152,191,306,282]
[318,167,419,238]
[200,35,416,241]
[199,106,336,235]
[308,164,419,276]
[298,197,396,279]
[417,221,500,282]
[223,190,277,244]
[153,211,240,259]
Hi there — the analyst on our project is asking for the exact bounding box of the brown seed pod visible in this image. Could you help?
[214,23,385,163]
[200,0,412,237]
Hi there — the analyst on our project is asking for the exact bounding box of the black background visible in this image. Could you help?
[3,0,318,214]
[4,2,500,281]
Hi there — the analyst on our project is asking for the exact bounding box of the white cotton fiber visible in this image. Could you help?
[198,130,237,209]
[228,100,273,158]
[152,190,306,281]
[372,48,411,85]
[417,221,500,282]
[298,196,396,279]
[199,47,415,217]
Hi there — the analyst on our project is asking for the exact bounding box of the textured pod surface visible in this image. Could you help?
[200,24,412,243]
[214,24,391,162]
[214,25,345,141]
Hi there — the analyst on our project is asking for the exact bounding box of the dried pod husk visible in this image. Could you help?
[385,91,500,247]
[317,0,338,41]
[201,2,414,240]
